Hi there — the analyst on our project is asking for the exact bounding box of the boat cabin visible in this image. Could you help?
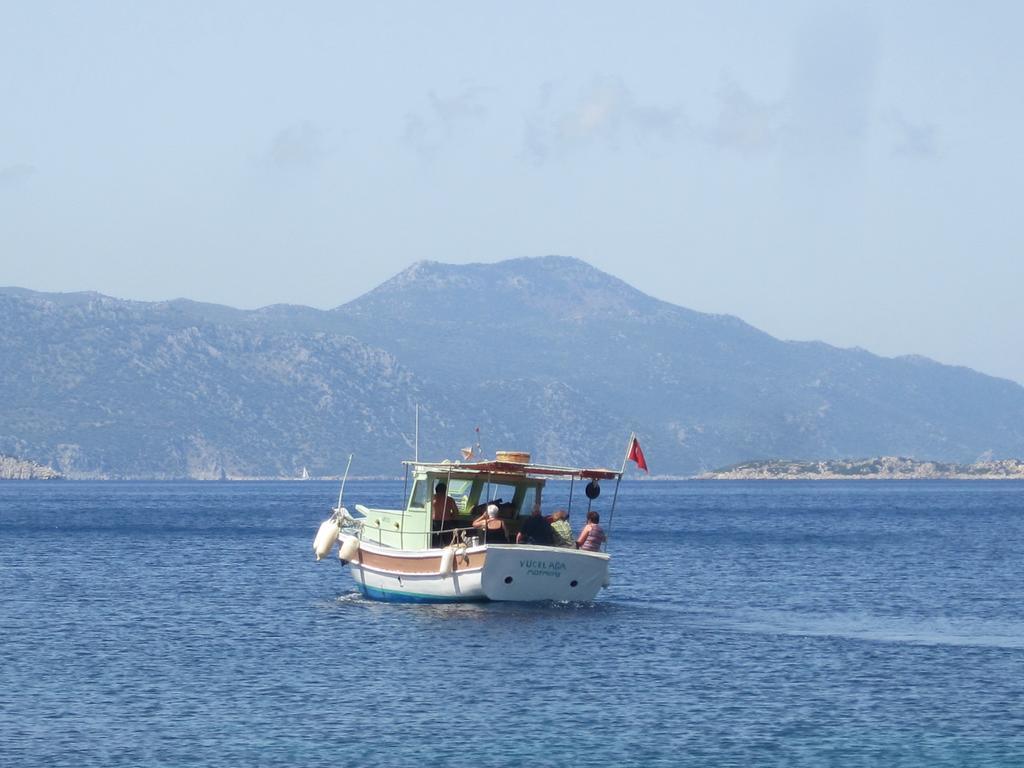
[351,458,620,551]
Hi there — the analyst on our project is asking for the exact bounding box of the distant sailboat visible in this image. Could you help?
[301,467,310,480]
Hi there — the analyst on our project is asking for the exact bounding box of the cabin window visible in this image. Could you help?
[478,482,519,511]
[408,480,428,510]
[518,485,538,515]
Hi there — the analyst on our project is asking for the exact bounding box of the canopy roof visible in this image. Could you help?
[404,459,621,481]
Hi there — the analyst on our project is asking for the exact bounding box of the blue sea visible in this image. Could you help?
[2,480,1023,767]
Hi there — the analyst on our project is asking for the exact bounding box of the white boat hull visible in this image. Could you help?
[339,535,609,603]
[479,545,610,602]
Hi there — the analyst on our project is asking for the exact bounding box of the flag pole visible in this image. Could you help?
[606,432,634,544]
[619,432,635,475]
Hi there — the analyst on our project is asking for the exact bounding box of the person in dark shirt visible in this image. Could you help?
[516,503,554,545]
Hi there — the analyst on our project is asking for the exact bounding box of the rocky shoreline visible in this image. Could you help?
[4,452,1024,481]
[0,455,62,480]
[699,456,1024,480]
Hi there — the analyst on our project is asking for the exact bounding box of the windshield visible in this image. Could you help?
[446,478,472,513]
[469,479,543,517]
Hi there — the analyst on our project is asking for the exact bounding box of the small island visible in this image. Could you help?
[699,456,1024,480]
[0,454,62,480]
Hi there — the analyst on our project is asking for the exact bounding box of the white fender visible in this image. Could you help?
[439,547,455,576]
[338,537,360,562]
[313,517,340,561]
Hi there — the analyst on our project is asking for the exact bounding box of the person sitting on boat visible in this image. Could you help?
[432,482,460,547]
[576,510,606,551]
[473,503,511,544]
[516,502,554,545]
[549,509,574,548]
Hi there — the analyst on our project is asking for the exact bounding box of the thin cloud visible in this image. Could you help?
[560,79,680,146]
[523,78,681,164]
[886,110,938,159]
[785,8,879,161]
[429,88,488,126]
[522,81,556,164]
[403,86,489,159]
[709,77,783,155]
[266,122,325,169]
[0,163,36,188]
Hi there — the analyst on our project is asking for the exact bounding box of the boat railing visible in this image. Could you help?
[342,516,483,548]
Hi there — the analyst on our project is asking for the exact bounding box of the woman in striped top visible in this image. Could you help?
[576,510,606,552]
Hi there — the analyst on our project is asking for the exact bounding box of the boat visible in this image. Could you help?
[301,466,310,480]
[312,451,626,603]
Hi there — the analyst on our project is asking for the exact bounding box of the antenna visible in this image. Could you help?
[414,404,420,462]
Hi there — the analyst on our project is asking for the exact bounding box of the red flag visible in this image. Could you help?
[627,435,648,473]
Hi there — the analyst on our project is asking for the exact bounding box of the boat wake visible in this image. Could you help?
[319,591,609,621]
[644,603,1024,649]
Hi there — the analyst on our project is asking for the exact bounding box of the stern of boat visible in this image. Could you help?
[479,545,609,601]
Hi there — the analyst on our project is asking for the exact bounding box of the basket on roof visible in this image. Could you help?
[495,451,531,464]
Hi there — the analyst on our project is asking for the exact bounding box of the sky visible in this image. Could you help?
[2,1,1023,384]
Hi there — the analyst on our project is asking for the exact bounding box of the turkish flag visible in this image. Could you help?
[627,436,648,473]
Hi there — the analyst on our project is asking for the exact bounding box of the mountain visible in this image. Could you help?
[2,256,1023,478]
[0,291,445,478]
